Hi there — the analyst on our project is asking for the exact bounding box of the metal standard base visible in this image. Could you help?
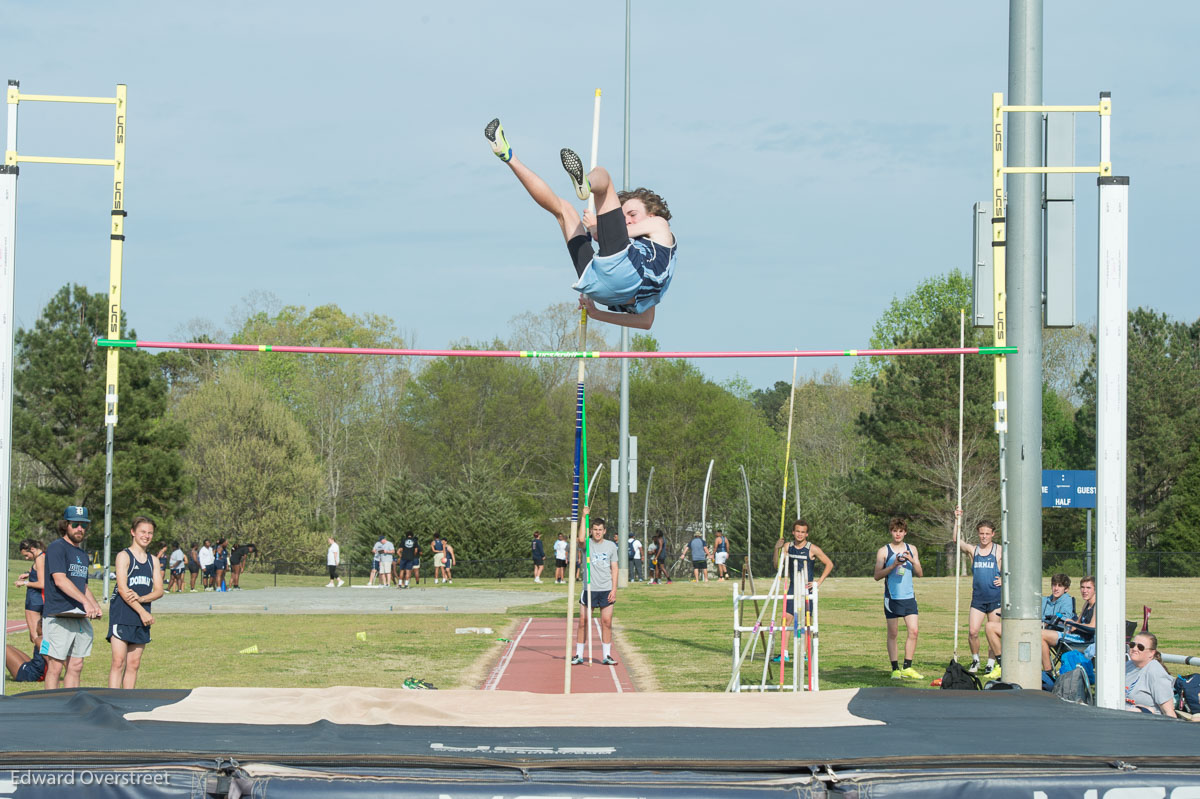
[732,585,819,693]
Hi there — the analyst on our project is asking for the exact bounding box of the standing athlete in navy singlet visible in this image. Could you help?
[108,516,164,689]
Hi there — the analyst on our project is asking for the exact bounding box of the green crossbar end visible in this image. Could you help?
[981,347,1019,355]
[97,338,137,348]
[521,350,600,358]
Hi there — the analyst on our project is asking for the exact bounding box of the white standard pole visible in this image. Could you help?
[1095,172,1128,710]
[811,581,820,691]
[732,586,740,692]
[588,88,601,214]
[0,80,21,698]
[701,458,714,579]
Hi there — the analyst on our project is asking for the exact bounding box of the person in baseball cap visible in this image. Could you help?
[42,504,102,689]
[63,506,90,524]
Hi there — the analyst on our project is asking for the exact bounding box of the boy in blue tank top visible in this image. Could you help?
[873,518,924,680]
[955,520,1003,679]
[713,531,729,581]
[108,516,164,689]
[485,119,676,331]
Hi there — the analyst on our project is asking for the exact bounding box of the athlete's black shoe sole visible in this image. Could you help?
[560,148,590,200]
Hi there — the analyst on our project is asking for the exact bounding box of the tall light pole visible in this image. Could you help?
[1002,0,1044,689]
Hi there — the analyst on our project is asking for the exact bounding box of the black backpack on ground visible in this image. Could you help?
[941,659,983,690]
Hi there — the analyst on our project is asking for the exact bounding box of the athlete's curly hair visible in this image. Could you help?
[618,187,671,221]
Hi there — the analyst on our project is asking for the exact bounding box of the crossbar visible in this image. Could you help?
[97,339,1017,360]
[10,92,118,105]
[14,155,117,166]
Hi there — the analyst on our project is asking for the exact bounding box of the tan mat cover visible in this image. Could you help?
[127,687,882,728]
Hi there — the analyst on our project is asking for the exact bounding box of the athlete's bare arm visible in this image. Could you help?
[626,216,673,246]
[872,546,891,581]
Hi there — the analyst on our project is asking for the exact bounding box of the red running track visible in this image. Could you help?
[482,617,635,693]
[6,621,28,634]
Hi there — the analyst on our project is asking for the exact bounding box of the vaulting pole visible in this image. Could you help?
[565,88,601,689]
[953,309,966,659]
[777,357,798,687]
[563,307,587,693]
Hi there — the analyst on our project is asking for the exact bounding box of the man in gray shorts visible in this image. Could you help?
[680,532,711,582]
[41,506,104,689]
[573,511,620,666]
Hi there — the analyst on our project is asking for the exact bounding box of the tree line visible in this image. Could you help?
[10,273,1199,575]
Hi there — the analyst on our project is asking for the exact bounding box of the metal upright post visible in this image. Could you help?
[0,80,20,698]
[102,84,127,602]
[1002,0,1045,689]
[1095,170,1128,711]
[1086,508,1093,576]
[616,0,633,588]
[3,81,126,691]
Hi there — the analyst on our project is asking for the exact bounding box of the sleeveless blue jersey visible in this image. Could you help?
[971,545,1001,604]
[715,536,728,554]
[785,542,813,584]
[110,548,154,627]
[884,544,915,600]
[26,560,43,610]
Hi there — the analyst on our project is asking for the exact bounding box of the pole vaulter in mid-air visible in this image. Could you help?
[484,118,676,330]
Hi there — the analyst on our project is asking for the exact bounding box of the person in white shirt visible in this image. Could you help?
[553,533,569,585]
[379,538,395,587]
[198,540,215,591]
[630,537,644,582]
[326,538,343,587]
[168,544,186,593]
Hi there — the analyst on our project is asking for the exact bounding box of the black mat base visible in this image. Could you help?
[1,687,1197,797]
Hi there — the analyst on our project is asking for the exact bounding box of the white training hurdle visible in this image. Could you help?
[731,579,819,693]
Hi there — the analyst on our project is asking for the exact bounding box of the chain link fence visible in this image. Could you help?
[247,549,1200,586]
[260,556,544,585]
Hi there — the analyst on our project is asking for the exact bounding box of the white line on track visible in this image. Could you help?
[593,618,623,693]
[483,617,533,691]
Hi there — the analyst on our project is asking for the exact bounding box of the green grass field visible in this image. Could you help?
[5,572,1197,695]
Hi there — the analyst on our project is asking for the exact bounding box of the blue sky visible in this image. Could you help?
[4,2,1197,389]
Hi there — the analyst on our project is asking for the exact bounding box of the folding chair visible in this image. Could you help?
[1050,619,1136,675]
